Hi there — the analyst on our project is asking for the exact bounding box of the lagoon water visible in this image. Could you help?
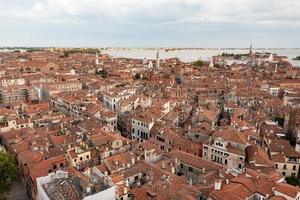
[103,49,300,67]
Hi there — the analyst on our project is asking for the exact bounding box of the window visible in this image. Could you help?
[283,164,287,170]
[292,173,296,177]
[293,165,296,170]
[86,155,89,159]
[225,159,227,165]
[60,163,64,168]
[215,142,223,147]
[188,166,193,172]
[53,165,57,170]
[239,163,242,169]
[275,164,278,169]
[282,172,286,176]
[134,175,139,181]
[74,159,77,163]
[80,157,83,161]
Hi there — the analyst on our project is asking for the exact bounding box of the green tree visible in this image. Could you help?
[64,51,69,57]
[293,56,300,61]
[0,152,19,194]
[286,176,300,186]
[273,116,284,128]
[96,70,108,78]
[193,60,204,67]
[134,73,141,80]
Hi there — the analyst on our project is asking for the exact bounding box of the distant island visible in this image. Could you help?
[219,52,249,59]
[293,56,300,60]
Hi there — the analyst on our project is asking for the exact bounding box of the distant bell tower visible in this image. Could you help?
[249,42,253,57]
[95,51,100,65]
[156,50,160,68]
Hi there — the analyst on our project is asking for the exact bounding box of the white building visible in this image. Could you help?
[131,116,155,142]
[269,86,280,96]
[37,168,116,200]
[103,88,136,112]
[0,77,26,87]
[296,131,300,153]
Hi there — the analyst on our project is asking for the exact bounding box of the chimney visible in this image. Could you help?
[125,179,129,187]
[123,187,128,194]
[162,161,166,170]
[171,166,175,174]
[86,186,91,194]
[214,179,222,191]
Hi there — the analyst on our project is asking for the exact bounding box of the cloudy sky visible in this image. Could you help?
[0,0,300,47]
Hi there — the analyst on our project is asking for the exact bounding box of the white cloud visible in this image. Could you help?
[0,0,300,25]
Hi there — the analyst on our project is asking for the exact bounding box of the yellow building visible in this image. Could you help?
[67,145,91,167]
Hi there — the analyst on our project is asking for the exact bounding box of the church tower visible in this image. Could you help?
[249,42,253,57]
[156,50,160,68]
[95,51,99,65]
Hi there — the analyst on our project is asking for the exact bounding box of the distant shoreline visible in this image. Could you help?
[1,47,300,51]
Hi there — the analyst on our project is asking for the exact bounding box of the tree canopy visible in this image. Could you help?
[63,48,100,57]
[286,176,300,186]
[134,73,141,80]
[95,69,108,78]
[0,152,19,193]
[193,60,204,67]
[293,56,300,60]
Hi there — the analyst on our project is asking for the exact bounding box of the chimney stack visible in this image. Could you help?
[214,179,222,191]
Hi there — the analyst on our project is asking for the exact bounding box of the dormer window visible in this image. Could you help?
[215,142,223,147]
